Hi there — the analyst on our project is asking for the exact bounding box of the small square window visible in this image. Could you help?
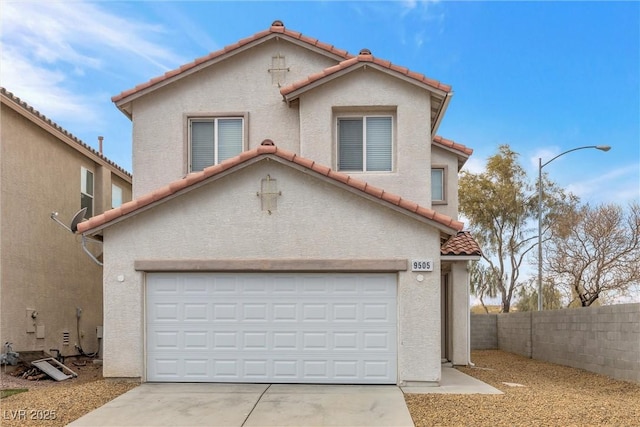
[190,117,244,172]
[337,116,392,172]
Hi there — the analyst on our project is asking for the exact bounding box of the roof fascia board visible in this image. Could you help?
[266,156,459,235]
[431,143,470,169]
[441,255,481,261]
[135,258,408,272]
[81,156,266,235]
[2,94,132,182]
[432,91,452,134]
[283,62,450,103]
[281,36,351,62]
[115,33,348,113]
[82,153,458,236]
[432,142,470,159]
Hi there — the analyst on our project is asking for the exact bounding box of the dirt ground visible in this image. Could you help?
[406,350,640,427]
[1,357,138,427]
[1,351,639,426]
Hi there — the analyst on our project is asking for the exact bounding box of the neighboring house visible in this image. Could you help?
[0,88,132,359]
[78,21,481,385]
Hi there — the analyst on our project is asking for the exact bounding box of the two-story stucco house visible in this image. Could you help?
[78,21,480,386]
[0,88,132,359]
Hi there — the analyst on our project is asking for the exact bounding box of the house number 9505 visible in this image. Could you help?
[411,260,433,272]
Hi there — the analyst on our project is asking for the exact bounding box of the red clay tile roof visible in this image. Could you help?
[1,87,132,179]
[433,135,473,157]
[280,52,451,98]
[111,23,354,104]
[441,231,482,256]
[77,143,464,234]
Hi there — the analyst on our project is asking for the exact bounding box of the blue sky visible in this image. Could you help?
[1,1,638,207]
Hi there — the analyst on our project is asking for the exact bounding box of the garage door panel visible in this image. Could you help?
[147,273,397,383]
[213,303,237,321]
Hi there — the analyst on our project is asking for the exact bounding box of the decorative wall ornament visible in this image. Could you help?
[257,174,281,214]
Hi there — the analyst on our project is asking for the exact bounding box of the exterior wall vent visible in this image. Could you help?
[62,331,70,346]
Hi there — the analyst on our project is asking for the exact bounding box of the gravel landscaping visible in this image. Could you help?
[1,359,138,427]
[2,350,638,426]
[406,350,640,427]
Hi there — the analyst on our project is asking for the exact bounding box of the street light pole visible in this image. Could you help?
[537,145,611,311]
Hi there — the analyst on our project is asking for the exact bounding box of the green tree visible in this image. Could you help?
[515,278,563,311]
[469,262,499,313]
[546,202,640,306]
[459,144,574,312]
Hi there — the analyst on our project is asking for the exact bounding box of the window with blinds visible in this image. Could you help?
[190,117,243,171]
[338,116,392,172]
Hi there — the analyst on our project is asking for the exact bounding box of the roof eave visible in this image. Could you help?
[283,62,451,104]
[1,89,132,181]
[80,152,463,236]
[113,32,352,109]
[431,143,471,171]
[441,254,481,261]
[432,91,453,135]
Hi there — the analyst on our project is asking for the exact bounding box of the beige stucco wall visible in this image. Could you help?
[101,160,444,384]
[449,261,470,365]
[129,39,338,198]
[0,101,131,356]
[297,69,433,207]
[431,145,461,219]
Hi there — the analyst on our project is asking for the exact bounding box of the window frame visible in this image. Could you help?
[431,165,448,205]
[336,114,394,173]
[111,183,123,209]
[80,167,94,217]
[186,113,248,173]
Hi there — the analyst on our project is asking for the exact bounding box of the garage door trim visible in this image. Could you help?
[135,259,408,272]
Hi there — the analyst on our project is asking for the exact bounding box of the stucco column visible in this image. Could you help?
[450,261,470,365]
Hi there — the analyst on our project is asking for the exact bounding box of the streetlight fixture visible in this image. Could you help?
[537,145,611,311]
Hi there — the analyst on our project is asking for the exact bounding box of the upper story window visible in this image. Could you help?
[112,184,123,209]
[81,167,94,217]
[189,117,244,172]
[337,116,392,172]
[431,166,447,204]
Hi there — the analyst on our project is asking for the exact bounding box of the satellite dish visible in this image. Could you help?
[70,208,88,233]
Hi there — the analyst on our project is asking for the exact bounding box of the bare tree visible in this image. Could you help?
[460,145,574,312]
[546,203,640,306]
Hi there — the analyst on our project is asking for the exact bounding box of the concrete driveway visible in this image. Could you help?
[68,383,414,427]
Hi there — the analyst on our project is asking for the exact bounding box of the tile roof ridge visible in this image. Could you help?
[432,135,473,156]
[77,141,463,234]
[281,51,451,97]
[1,87,132,178]
[112,21,354,104]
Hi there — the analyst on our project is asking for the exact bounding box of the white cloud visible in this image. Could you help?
[0,1,188,125]
[0,45,100,124]
[565,164,640,205]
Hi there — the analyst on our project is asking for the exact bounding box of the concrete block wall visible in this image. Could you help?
[532,304,640,384]
[470,304,640,383]
[470,314,497,350]
[497,312,532,358]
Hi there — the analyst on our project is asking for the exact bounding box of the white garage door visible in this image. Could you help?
[146,272,397,383]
